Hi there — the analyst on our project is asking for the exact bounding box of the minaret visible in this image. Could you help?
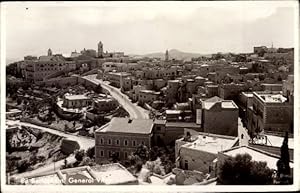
[98,41,103,58]
[48,48,52,56]
[165,49,169,61]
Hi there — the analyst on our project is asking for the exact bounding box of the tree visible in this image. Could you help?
[17,160,30,173]
[110,152,119,163]
[74,149,85,162]
[276,132,292,184]
[134,144,149,162]
[86,147,95,159]
[218,153,274,185]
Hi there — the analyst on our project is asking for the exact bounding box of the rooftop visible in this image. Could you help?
[94,98,115,103]
[241,92,253,98]
[253,134,294,149]
[140,90,160,95]
[154,119,167,125]
[254,92,287,103]
[166,109,181,115]
[24,163,137,185]
[202,97,238,110]
[222,146,294,170]
[179,133,238,154]
[90,164,137,184]
[166,122,200,128]
[65,94,89,100]
[108,72,131,76]
[96,117,153,134]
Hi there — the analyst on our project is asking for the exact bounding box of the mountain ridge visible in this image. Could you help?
[132,49,211,61]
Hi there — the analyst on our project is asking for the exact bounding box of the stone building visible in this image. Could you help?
[175,130,238,174]
[62,94,91,109]
[95,118,154,163]
[218,83,248,100]
[138,90,160,105]
[106,72,131,88]
[93,97,119,112]
[201,96,239,136]
[24,53,68,82]
[246,91,293,135]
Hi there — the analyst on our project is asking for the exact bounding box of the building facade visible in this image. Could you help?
[95,118,154,163]
[201,96,239,136]
[247,91,293,135]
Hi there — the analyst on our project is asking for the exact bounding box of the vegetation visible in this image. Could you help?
[218,153,274,185]
[144,158,166,176]
[74,149,85,162]
[276,132,293,184]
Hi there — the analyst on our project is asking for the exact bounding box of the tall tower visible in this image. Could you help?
[48,48,52,56]
[165,49,169,61]
[98,41,103,58]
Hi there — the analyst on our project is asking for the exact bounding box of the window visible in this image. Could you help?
[100,138,104,144]
[132,140,136,147]
[141,141,145,145]
[124,152,128,159]
[100,150,104,157]
[184,160,189,170]
[116,139,120,145]
[108,139,111,145]
[108,151,111,157]
[124,140,128,146]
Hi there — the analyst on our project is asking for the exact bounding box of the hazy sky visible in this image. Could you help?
[3,1,298,61]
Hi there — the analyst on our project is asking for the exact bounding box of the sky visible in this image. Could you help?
[2,1,298,62]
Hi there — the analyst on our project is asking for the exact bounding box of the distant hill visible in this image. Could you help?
[140,49,211,61]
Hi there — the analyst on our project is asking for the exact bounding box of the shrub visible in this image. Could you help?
[218,153,274,185]
[74,149,85,162]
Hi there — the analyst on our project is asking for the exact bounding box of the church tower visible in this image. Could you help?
[165,49,169,61]
[48,48,52,56]
[98,41,103,58]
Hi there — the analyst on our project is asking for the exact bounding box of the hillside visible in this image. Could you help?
[141,49,211,61]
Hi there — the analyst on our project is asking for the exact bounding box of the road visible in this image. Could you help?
[238,117,250,146]
[6,120,94,150]
[6,120,94,179]
[83,74,149,119]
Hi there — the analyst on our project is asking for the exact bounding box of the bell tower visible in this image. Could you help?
[48,48,52,56]
[98,41,103,58]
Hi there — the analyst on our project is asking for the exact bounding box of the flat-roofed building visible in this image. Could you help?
[95,118,154,163]
[261,83,283,91]
[247,91,293,135]
[205,85,219,97]
[218,83,248,100]
[138,90,160,105]
[20,163,138,185]
[62,94,91,109]
[93,97,119,112]
[164,122,201,145]
[175,130,238,174]
[106,72,131,89]
[201,96,239,136]
[24,55,67,82]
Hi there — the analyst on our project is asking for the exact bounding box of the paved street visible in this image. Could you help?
[238,117,250,146]
[6,120,94,150]
[83,74,150,119]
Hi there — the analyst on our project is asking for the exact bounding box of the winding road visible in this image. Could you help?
[83,74,149,119]
[7,74,149,180]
